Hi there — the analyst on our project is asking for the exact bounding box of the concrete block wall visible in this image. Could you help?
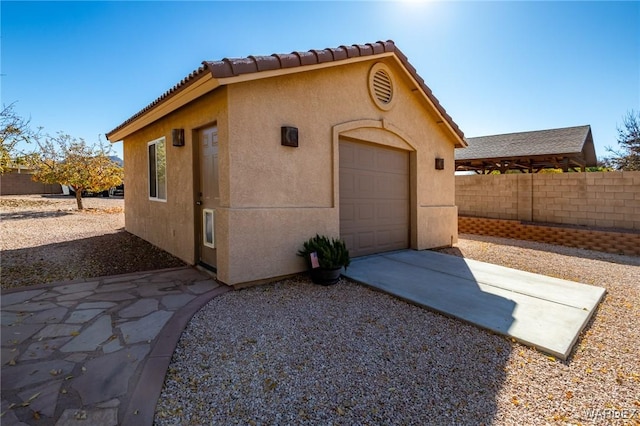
[459,216,640,256]
[455,174,520,220]
[456,171,640,231]
[0,172,62,195]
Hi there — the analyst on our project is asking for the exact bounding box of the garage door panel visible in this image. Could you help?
[377,175,408,198]
[348,228,408,257]
[343,171,406,200]
[358,232,376,250]
[340,202,355,222]
[340,143,356,165]
[341,234,355,252]
[339,171,355,194]
[356,203,375,221]
[377,150,408,172]
[339,140,410,258]
[376,201,409,222]
[356,175,375,195]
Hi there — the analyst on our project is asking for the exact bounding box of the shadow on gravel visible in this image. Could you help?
[0,210,74,221]
[1,230,186,289]
[39,194,124,200]
[165,279,514,424]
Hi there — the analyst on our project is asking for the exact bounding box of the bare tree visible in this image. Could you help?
[606,110,640,171]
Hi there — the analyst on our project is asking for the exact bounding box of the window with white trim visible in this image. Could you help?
[148,137,167,201]
[203,209,215,248]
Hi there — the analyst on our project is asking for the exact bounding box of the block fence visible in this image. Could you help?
[458,216,640,257]
[456,171,640,231]
[0,172,61,195]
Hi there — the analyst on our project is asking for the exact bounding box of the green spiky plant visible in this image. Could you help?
[298,234,350,270]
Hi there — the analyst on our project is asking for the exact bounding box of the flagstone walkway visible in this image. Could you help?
[1,267,229,426]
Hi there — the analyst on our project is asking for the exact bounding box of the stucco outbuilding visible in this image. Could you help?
[106,40,466,286]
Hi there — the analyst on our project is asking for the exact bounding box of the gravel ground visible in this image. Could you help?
[156,236,640,426]
[2,196,638,424]
[0,195,185,289]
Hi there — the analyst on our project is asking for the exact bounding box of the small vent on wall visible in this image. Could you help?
[368,63,395,111]
[373,70,393,104]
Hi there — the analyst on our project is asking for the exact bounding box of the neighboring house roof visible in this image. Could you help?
[455,125,597,173]
[106,40,466,147]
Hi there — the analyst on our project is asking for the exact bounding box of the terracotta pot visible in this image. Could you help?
[310,267,342,286]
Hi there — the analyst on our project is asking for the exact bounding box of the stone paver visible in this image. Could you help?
[34,324,81,339]
[1,290,45,307]
[118,311,173,344]
[17,380,62,417]
[119,299,157,318]
[161,293,195,310]
[65,309,105,324]
[1,267,227,425]
[76,302,116,310]
[56,291,95,302]
[23,307,69,325]
[56,282,100,295]
[2,324,44,345]
[1,359,75,390]
[55,407,118,426]
[72,344,150,405]
[20,337,72,361]
[3,301,58,312]
[60,315,112,352]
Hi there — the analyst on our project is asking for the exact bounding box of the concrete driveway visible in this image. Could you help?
[343,250,606,360]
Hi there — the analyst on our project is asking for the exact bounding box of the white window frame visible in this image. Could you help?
[203,209,215,248]
[148,137,167,202]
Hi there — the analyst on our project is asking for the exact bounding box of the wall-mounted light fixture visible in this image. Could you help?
[435,158,445,170]
[172,129,185,147]
[281,126,299,147]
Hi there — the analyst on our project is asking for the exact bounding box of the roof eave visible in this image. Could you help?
[456,151,587,162]
[212,52,468,147]
[106,41,467,147]
[387,50,466,148]
[106,72,219,142]
[106,56,388,143]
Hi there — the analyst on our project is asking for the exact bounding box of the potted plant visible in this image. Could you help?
[298,234,350,285]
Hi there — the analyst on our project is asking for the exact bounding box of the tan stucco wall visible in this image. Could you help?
[121,58,459,286]
[122,88,228,265]
[219,59,459,284]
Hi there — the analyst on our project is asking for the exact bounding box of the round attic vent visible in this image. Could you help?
[368,63,395,111]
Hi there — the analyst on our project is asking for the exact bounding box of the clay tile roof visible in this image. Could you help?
[354,44,374,56]
[249,55,280,72]
[328,47,348,61]
[368,42,385,55]
[294,50,319,66]
[107,40,465,142]
[341,45,360,58]
[224,57,258,75]
[207,60,233,78]
[311,49,333,63]
[272,53,300,68]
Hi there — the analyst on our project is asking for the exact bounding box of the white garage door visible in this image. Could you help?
[339,140,410,257]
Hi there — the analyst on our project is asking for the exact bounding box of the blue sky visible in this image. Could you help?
[2,1,639,161]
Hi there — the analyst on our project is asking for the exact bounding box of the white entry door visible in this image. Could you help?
[198,125,219,269]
